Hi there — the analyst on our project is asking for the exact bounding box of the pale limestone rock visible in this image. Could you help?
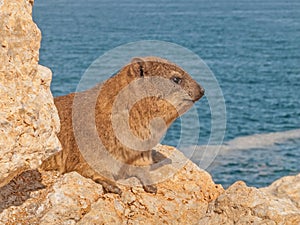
[199,180,300,225]
[0,146,224,224]
[261,173,300,210]
[40,172,104,225]
[0,170,103,224]
[1,147,299,225]
[0,0,61,187]
[75,146,223,225]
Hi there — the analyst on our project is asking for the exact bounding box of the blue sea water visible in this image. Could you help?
[33,0,300,188]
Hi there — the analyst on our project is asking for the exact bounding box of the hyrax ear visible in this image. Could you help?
[130,57,145,77]
[131,57,144,63]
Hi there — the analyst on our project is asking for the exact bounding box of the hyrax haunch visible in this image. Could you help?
[41,57,204,194]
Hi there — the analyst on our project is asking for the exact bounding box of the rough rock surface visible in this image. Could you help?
[0,0,60,187]
[0,145,224,224]
[262,173,300,210]
[1,144,299,224]
[199,178,300,225]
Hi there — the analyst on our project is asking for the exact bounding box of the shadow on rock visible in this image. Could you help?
[0,170,45,213]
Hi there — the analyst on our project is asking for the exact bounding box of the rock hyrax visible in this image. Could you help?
[41,56,204,194]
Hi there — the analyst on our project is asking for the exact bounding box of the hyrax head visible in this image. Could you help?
[123,56,205,115]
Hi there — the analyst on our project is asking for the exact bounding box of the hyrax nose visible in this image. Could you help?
[191,83,205,102]
[199,86,205,97]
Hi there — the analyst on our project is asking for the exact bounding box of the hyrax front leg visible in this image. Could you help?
[116,150,157,193]
[134,167,157,194]
[75,162,122,195]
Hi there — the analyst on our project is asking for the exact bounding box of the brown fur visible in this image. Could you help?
[41,57,204,194]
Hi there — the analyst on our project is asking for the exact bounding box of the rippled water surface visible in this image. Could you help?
[33,0,300,187]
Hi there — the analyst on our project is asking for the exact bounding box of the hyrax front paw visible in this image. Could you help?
[95,178,122,195]
[103,183,122,195]
[143,184,157,194]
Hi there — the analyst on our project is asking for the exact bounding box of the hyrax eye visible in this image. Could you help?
[172,77,182,84]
